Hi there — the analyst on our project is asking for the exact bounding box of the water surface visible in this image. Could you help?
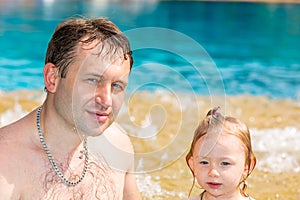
[1,1,300,199]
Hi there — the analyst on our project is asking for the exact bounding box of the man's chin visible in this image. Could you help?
[77,119,114,137]
[96,121,113,135]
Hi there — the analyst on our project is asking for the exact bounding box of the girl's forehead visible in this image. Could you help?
[194,133,245,158]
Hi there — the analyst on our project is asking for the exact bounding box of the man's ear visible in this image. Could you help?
[44,63,60,93]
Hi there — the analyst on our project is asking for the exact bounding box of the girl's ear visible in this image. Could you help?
[188,156,195,172]
[243,158,255,177]
[44,63,60,93]
[243,164,249,177]
[248,157,256,174]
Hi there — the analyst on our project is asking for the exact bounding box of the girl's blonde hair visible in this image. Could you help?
[186,107,256,197]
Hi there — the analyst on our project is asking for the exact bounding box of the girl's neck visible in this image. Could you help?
[201,190,249,200]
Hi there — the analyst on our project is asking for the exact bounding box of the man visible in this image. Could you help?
[0,17,140,199]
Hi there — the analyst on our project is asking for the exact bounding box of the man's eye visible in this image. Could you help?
[87,78,98,83]
[112,83,124,91]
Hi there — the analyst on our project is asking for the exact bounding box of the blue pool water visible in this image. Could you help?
[0,1,299,99]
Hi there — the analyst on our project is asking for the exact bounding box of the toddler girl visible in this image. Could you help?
[186,107,256,200]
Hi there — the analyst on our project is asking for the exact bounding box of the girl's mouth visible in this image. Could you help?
[207,182,222,189]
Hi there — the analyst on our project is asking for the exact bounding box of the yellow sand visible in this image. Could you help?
[1,90,299,199]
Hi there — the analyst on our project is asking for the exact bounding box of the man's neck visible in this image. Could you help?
[38,103,85,157]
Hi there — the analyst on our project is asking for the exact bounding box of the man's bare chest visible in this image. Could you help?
[19,161,119,200]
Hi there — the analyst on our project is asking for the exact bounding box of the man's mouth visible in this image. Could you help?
[92,112,110,123]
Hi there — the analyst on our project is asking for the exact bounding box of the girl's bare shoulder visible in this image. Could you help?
[184,195,200,200]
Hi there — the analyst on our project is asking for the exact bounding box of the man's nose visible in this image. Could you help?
[95,83,112,108]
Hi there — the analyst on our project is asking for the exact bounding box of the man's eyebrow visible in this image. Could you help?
[84,73,103,78]
[115,79,128,85]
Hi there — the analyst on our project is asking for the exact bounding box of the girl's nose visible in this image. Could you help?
[208,165,220,177]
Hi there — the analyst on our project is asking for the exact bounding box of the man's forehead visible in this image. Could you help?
[79,37,125,57]
[79,43,125,66]
[76,56,129,79]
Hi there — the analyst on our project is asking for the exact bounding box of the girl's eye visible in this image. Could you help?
[199,161,209,165]
[220,161,231,166]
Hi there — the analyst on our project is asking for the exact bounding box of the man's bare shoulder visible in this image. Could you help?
[0,176,16,200]
[0,111,34,152]
[0,123,20,161]
[0,111,37,189]
[104,122,133,152]
[88,122,135,172]
[88,122,134,154]
[0,127,14,195]
[0,124,23,200]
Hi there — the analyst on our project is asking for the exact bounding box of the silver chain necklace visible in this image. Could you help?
[36,106,89,186]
